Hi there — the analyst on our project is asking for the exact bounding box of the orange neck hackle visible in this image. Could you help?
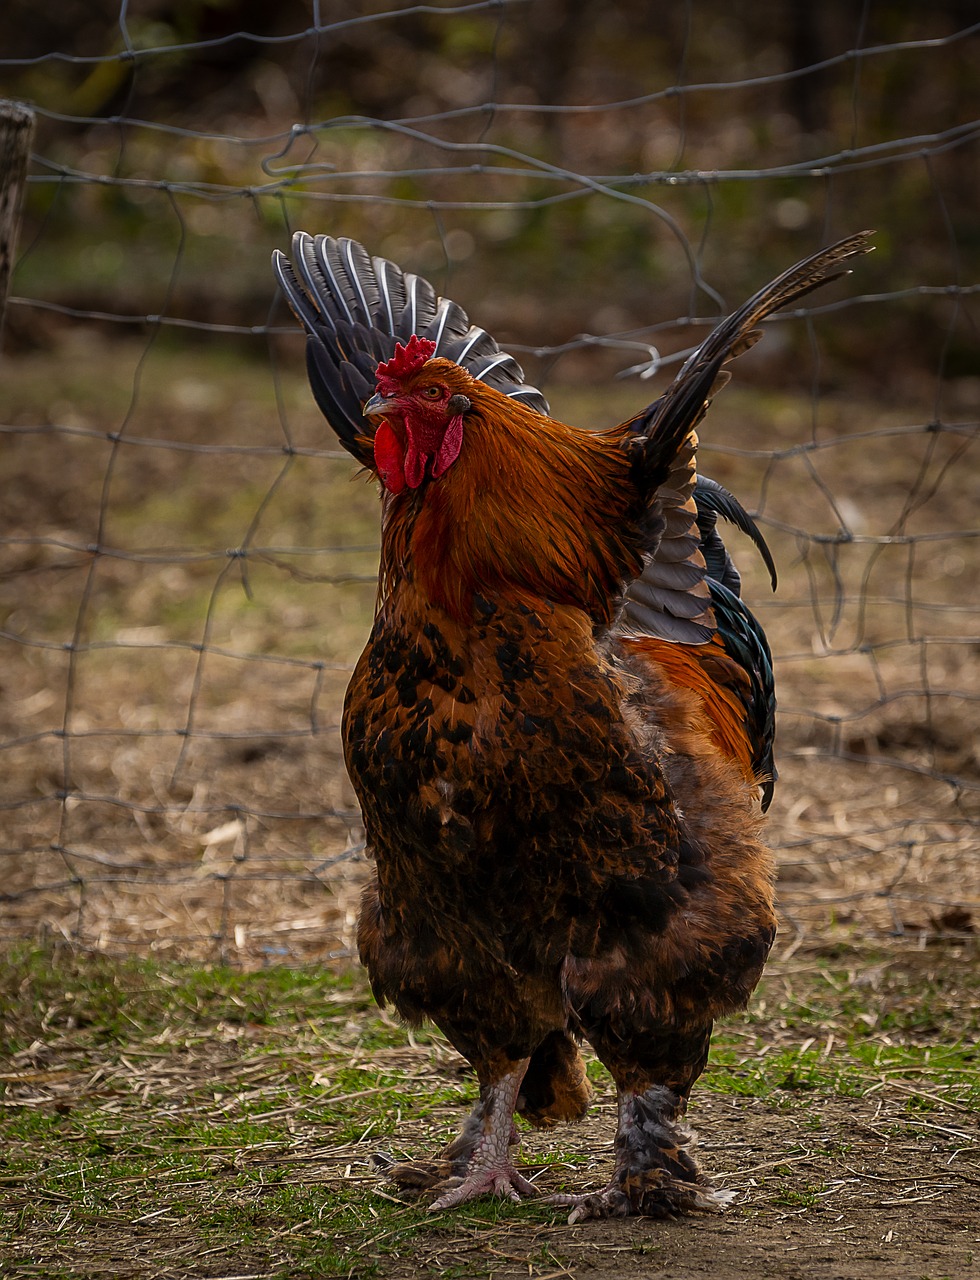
[376,378,644,627]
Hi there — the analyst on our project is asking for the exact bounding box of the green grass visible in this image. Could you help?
[2,939,978,1277]
[705,1035,980,1108]
[0,943,501,1276]
[705,951,980,1110]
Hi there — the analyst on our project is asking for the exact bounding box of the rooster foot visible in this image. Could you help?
[374,1147,538,1209]
[422,1060,538,1211]
[547,1083,735,1221]
[373,1107,520,1196]
[374,1061,538,1210]
[429,1160,539,1211]
[548,1171,734,1222]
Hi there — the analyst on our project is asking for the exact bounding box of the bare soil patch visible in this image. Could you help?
[372,1095,979,1280]
[4,1063,977,1280]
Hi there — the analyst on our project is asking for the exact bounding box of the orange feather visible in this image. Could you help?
[379,362,644,627]
[623,635,760,789]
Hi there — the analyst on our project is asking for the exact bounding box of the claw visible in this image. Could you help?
[547,1179,734,1222]
[379,1060,537,1212]
[429,1164,540,1211]
[542,1084,736,1222]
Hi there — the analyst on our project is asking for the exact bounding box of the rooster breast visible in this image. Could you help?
[344,582,712,1005]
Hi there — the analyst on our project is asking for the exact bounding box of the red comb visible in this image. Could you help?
[376,334,436,379]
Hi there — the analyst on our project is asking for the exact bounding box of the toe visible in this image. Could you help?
[428,1165,539,1211]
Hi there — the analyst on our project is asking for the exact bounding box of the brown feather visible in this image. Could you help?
[622,634,763,791]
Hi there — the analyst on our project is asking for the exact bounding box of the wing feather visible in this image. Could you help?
[274,231,550,462]
[400,272,437,337]
[339,237,379,323]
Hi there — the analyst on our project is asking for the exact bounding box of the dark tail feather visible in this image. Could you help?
[694,475,777,593]
[629,232,874,487]
[707,578,778,810]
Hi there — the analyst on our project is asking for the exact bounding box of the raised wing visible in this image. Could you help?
[272,232,548,464]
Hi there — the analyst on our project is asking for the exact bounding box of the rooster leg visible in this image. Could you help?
[550,1084,733,1221]
[425,1059,540,1211]
[549,1021,731,1220]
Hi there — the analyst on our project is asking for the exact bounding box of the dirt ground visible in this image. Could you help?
[3,984,978,1280]
[7,1072,976,1280]
[370,1094,979,1280]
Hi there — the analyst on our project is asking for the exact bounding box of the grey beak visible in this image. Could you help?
[363,392,398,418]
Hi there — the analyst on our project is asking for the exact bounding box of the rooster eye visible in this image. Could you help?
[422,386,442,399]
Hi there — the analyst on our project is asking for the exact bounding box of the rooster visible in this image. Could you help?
[272,230,871,1219]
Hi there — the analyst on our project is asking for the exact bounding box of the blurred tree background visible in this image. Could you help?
[2,0,977,393]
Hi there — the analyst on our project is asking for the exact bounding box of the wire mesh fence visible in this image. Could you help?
[1,2,977,965]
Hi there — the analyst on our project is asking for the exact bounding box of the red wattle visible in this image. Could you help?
[431,413,464,478]
[403,436,426,488]
[373,420,406,493]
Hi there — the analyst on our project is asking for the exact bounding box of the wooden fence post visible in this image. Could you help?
[0,99,36,349]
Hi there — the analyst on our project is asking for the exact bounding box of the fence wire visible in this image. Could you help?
[1,1,977,965]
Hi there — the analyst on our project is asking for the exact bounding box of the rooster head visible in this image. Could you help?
[362,336,473,494]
